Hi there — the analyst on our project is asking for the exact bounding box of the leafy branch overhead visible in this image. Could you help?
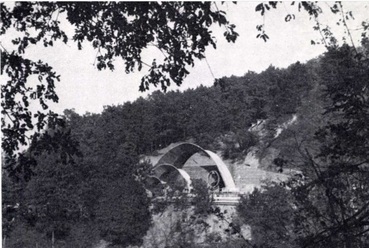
[2,2,238,91]
[0,1,238,166]
[1,1,368,175]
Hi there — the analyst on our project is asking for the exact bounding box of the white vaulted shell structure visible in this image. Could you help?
[153,143,238,192]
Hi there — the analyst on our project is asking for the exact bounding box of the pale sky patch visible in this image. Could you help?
[1,2,368,115]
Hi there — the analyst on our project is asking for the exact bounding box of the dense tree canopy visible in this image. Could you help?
[3,43,368,248]
[237,45,369,248]
[2,2,369,247]
[238,183,297,248]
[3,108,152,247]
[2,1,367,175]
[1,1,238,166]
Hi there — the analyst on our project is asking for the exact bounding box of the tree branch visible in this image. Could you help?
[338,2,358,54]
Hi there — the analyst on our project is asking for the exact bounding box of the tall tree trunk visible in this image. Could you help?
[51,230,55,248]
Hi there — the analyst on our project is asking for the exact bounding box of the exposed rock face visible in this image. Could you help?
[231,150,289,193]
[138,205,249,248]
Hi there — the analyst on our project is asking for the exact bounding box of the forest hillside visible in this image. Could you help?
[3,45,368,247]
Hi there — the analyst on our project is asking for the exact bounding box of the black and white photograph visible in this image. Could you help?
[1,1,369,248]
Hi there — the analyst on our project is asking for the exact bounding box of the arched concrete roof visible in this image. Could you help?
[154,143,238,192]
[145,175,164,187]
[154,164,192,191]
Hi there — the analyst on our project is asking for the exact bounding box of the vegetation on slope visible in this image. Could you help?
[3,44,369,247]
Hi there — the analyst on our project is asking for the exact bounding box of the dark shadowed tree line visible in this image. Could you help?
[3,44,368,247]
[2,2,369,248]
[238,45,369,248]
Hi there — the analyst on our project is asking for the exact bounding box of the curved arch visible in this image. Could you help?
[143,176,165,197]
[154,163,192,191]
[144,175,165,188]
[154,143,238,192]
